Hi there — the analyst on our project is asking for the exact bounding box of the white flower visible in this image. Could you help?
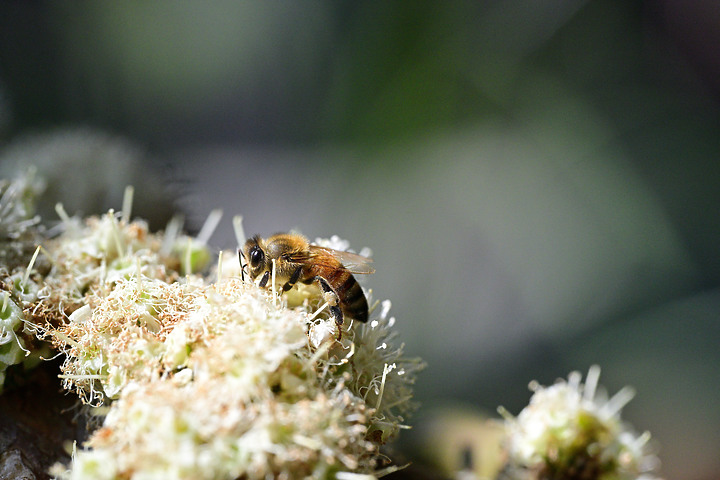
[501,365,660,480]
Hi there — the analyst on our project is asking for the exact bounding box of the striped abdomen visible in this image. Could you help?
[305,264,369,323]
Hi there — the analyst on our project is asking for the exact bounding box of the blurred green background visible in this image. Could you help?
[1,1,720,479]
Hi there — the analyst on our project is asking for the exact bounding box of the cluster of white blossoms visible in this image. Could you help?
[500,366,661,480]
[44,242,421,478]
[0,170,423,479]
[51,278,388,479]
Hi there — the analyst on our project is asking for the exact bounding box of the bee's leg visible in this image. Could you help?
[282,266,303,292]
[316,276,344,339]
[238,250,246,282]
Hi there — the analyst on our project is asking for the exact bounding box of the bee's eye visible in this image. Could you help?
[249,246,264,267]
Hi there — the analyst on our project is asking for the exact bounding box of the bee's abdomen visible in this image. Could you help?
[308,264,370,324]
[335,271,369,323]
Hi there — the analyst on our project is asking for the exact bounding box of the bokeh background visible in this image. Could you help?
[1,2,720,479]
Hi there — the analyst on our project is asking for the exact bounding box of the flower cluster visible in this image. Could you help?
[0,172,424,479]
[53,277,387,479]
[46,268,421,479]
[500,366,660,480]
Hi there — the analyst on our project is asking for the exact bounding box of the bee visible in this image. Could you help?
[240,233,374,335]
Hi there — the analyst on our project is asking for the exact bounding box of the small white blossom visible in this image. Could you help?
[312,234,352,252]
[501,366,660,480]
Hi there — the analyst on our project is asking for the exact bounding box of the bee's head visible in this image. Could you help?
[242,235,268,281]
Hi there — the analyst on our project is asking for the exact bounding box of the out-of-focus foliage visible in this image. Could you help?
[0,129,174,229]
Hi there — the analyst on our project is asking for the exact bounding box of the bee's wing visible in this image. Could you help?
[308,245,375,274]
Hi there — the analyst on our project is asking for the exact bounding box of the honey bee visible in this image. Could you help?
[240,233,374,334]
